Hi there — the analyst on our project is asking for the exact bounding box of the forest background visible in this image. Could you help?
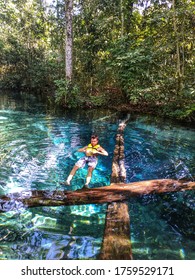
[0,0,194,122]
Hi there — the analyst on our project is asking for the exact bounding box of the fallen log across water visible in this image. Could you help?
[0,179,194,212]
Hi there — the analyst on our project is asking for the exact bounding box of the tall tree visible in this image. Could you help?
[65,0,73,81]
[172,0,182,93]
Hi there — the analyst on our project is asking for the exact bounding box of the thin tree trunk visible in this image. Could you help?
[124,0,134,35]
[65,0,73,81]
[172,0,182,93]
[120,0,124,38]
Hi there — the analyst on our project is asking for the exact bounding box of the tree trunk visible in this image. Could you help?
[120,0,124,38]
[173,0,180,76]
[65,0,73,81]
[100,115,132,259]
[172,0,183,93]
[98,202,133,260]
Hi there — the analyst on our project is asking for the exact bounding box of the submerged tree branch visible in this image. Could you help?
[0,179,194,212]
[100,114,132,260]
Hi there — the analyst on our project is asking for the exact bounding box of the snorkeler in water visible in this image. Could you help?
[63,134,108,188]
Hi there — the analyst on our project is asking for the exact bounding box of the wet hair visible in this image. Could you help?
[91,134,99,141]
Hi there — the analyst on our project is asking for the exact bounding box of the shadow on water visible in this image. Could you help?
[0,92,195,260]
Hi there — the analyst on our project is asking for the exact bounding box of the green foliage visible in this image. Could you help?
[182,104,195,121]
[89,92,114,107]
[0,0,194,122]
[0,0,60,93]
[54,79,82,108]
[162,100,195,122]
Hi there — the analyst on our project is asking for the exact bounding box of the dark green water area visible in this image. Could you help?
[0,92,194,260]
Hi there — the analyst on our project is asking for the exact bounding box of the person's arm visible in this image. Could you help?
[95,147,108,156]
[77,146,88,152]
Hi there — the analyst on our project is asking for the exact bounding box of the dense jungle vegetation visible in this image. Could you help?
[0,0,194,121]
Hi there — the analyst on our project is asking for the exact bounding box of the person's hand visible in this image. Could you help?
[85,148,93,156]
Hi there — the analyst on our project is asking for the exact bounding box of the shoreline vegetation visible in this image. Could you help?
[1,89,195,125]
[0,1,194,123]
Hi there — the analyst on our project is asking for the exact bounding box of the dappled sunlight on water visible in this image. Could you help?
[0,93,194,259]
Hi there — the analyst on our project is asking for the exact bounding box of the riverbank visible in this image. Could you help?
[1,90,194,125]
[109,102,195,124]
[52,88,195,124]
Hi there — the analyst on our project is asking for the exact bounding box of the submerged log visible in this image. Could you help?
[100,115,132,259]
[0,179,194,212]
[110,118,128,183]
[99,202,133,260]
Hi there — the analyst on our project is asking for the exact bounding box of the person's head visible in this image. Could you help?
[90,134,99,146]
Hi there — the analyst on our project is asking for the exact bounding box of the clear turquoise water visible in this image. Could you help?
[0,92,194,260]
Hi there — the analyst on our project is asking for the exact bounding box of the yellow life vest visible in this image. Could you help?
[86,143,100,156]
